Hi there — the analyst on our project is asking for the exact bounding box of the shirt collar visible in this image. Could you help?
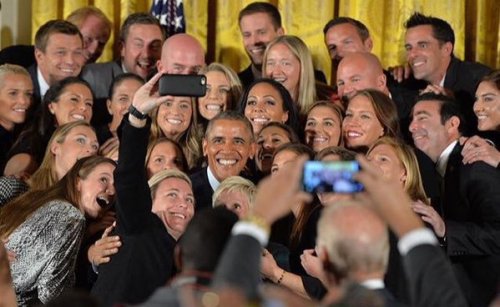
[121,62,129,73]
[436,140,457,177]
[360,279,385,290]
[37,67,50,98]
[206,166,220,197]
[439,73,446,87]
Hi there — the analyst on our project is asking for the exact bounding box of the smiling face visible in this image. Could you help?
[77,162,115,218]
[146,141,185,178]
[48,83,93,125]
[0,73,33,131]
[367,143,407,185]
[79,14,111,63]
[214,189,250,219]
[342,95,384,149]
[271,149,298,175]
[203,119,255,182]
[239,12,283,67]
[156,96,193,141]
[121,24,163,79]
[35,33,85,85]
[152,177,195,240]
[244,82,288,134]
[409,100,456,162]
[404,25,452,85]
[198,71,231,120]
[264,43,301,100]
[52,125,99,179]
[305,105,342,152]
[256,125,291,173]
[107,78,143,127]
[474,80,500,131]
[324,23,372,65]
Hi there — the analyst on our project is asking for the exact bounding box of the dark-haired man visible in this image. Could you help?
[30,20,85,105]
[237,2,326,88]
[404,12,491,133]
[409,93,500,306]
[190,111,255,211]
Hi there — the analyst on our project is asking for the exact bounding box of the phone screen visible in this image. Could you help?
[302,161,363,194]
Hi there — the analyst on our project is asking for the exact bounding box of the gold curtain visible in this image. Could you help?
[32,0,500,83]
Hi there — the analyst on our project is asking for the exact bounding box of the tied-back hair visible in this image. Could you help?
[480,69,500,90]
[28,121,96,191]
[367,136,429,205]
[306,100,345,147]
[348,89,400,139]
[9,77,94,165]
[198,62,243,112]
[259,121,301,144]
[145,137,189,173]
[263,36,317,115]
[0,64,30,85]
[272,143,316,248]
[315,146,356,161]
[150,97,203,170]
[0,156,115,239]
[237,78,301,134]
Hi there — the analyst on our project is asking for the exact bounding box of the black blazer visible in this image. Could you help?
[190,167,214,212]
[91,118,176,306]
[442,143,500,306]
[403,243,467,307]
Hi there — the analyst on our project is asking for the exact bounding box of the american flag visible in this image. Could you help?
[151,0,186,37]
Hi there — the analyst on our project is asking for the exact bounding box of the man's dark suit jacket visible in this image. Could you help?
[442,143,500,306]
[213,232,466,307]
[238,64,327,89]
[190,167,214,212]
[81,60,124,127]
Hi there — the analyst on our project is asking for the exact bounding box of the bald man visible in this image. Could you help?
[156,33,205,75]
[316,202,404,307]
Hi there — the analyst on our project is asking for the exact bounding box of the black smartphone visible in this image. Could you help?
[159,74,207,97]
[302,161,363,194]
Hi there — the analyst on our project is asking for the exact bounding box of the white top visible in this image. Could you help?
[36,67,50,98]
[436,140,458,177]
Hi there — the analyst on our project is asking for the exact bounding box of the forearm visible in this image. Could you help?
[270,268,310,299]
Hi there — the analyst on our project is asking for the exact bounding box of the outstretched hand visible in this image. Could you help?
[128,70,170,127]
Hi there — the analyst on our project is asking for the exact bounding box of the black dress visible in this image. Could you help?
[91,117,176,306]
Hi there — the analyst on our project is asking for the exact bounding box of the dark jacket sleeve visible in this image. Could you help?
[403,244,467,307]
[114,117,153,234]
[446,162,500,256]
[212,234,262,300]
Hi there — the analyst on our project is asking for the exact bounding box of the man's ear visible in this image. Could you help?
[377,73,387,90]
[174,245,183,271]
[364,37,373,52]
[446,115,461,134]
[441,41,453,57]
[34,48,44,63]
[277,27,285,36]
[106,99,113,115]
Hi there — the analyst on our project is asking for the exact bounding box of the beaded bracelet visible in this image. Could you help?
[277,269,286,284]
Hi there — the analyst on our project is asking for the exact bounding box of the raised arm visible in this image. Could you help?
[114,71,169,234]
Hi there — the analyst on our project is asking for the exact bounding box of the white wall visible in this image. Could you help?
[0,0,32,48]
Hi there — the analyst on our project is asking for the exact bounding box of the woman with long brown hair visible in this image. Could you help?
[0,155,115,306]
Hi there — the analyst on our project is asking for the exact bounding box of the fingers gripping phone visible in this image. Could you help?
[302,161,364,194]
[159,74,207,97]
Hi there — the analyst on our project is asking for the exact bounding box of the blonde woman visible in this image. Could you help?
[263,35,317,115]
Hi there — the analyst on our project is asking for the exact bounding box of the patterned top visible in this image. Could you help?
[0,176,29,207]
[6,200,85,306]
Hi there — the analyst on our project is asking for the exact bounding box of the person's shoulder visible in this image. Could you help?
[43,199,85,221]
[82,60,121,75]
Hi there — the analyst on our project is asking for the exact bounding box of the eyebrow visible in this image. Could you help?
[414,110,431,116]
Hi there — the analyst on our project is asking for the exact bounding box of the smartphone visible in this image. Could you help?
[302,161,363,194]
[159,74,207,97]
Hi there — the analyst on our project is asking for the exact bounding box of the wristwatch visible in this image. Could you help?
[128,105,148,120]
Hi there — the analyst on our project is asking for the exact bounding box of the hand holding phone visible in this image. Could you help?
[302,161,364,194]
[159,74,207,97]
